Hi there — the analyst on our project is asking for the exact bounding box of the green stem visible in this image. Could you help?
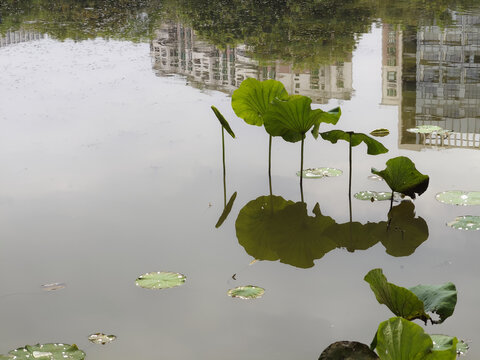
[268,135,273,196]
[300,137,304,203]
[348,133,353,222]
[222,126,226,207]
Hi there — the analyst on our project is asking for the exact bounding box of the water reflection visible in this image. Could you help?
[0,29,43,47]
[235,195,429,268]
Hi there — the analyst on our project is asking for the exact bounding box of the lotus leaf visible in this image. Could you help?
[368,174,384,181]
[447,216,480,231]
[370,128,390,137]
[215,192,237,228]
[319,341,379,359]
[407,125,444,134]
[375,317,458,360]
[296,167,343,178]
[6,344,85,360]
[211,106,235,138]
[320,130,388,155]
[435,191,480,206]
[371,156,429,198]
[231,78,288,126]
[408,283,457,324]
[430,335,469,356]
[324,221,380,253]
[354,191,402,202]
[88,333,117,345]
[264,95,341,142]
[135,271,186,289]
[227,285,265,299]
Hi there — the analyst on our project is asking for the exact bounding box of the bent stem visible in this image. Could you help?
[222,126,226,206]
[300,137,305,203]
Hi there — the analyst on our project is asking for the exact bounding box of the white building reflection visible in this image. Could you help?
[0,30,44,48]
[150,23,353,104]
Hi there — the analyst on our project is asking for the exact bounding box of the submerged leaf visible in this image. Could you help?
[135,272,186,289]
[264,95,340,142]
[320,130,388,155]
[435,191,480,206]
[296,167,343,178]
[447,216,480,231]
[88,333,116,345]
[408,283,457,324]
[211,106,235,138]
[364,269,429,323]
[370,128,390,137]
[371,156,429,198]
[231,78,288,126]
[7,344,85,360]
[319,341,379,359]
[215,192,237,228]
[227,285,264,299]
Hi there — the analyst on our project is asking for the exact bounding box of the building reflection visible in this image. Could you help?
[0,30,44,48]
[150,23,353,104]
[382,12,480,150]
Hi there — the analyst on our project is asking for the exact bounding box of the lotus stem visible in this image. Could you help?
[268,135,273,196]
[222,126,226,206]
[349,133,353,222]
[300,137,305,203]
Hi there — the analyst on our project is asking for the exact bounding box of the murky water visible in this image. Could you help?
[1,1,480,359]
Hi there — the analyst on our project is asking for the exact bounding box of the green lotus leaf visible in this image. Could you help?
[231,78,288,126]
[0,355,12,360]
[215,192,237,228]
[296,167,343,178]
[135,271,186,289]
[364,269,429,323]
[375,317,458,360]
[377,201,429,257]
[211,106,235,138]
[227,285,265,299]
[370,128,390,137]
[371,156,429,198]
[7,344,85,360]
[407,125,444,134]
[408,283,457,324]
[436,191,480,206]
[88,333,117,345]
[354,191,402,202]
[430,335,468,357]
[447,216,480,231]
[264,95,340,143]
[320,130,388,155]
[319,341,379,359]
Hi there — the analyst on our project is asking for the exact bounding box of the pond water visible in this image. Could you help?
[1,1,480,359]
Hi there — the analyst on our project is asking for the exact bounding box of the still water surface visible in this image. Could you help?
[1,1,480,359]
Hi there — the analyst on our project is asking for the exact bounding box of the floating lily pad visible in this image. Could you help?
[407,125,443,134]
[436,191,480,206]
[296,167,343,178]
[354,191,402,202]
[431,335,469,356]
[370,128,390,137]
[227,285,265,299]
[88,333,117,345]
[41,283,66,291]
[447,216,480,231]
[6,344,85,360]
[135,272,186,289]
[368,174,384,181]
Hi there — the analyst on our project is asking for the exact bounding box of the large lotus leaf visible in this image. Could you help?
[324,221,380,253]
[235,195,294,261]
[374,201,429,257]
[371,157,429,198]
[430,335,468,356]
[211,106,235,138]
[408,283,457,324]
[231,78,288,126]
[375,318,458,360]
[215,192,237,228]
[320,130,388,155]
[264,95,340,143]
[7,344,85,360]
[364,269,429,323]
[319,341,379,360]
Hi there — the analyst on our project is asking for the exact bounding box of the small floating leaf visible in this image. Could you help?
[436,191,480,206]
[227,285,265,299]
[371,156,429,198]
[354,191,402,202]
[431,335,469,356]
[41,283,66,291]
[296,167,343,178]
[447,216,480,231]
[368,174,384,181]
[211,106,235,138]
[7,344,85,360]
[135,272,186,289]
[88,333,117,345]
[319,341,379,359]
[407,125,444,134]
[370,128,390,137]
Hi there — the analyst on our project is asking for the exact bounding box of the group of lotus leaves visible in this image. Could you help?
[319,268,466,360]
